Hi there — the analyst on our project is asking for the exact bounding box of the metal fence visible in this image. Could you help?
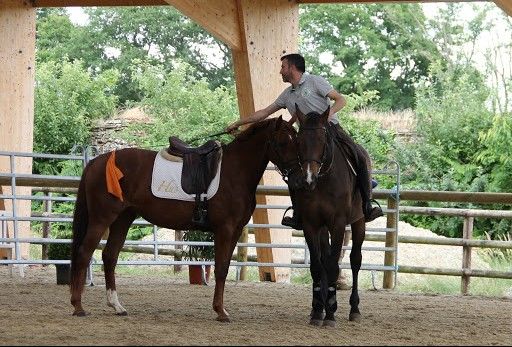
[0,148,401,285]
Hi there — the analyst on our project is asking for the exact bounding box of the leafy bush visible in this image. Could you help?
[120,60,238,148]
[47,228,72,260]
[182,230,215,261]
[34,60,118,174]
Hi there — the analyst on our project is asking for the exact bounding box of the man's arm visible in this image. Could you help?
[326,89,346,121]
[226,103,281,133]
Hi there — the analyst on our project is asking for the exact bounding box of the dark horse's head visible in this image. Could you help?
[295,105,331,191]
[266,116,304,190]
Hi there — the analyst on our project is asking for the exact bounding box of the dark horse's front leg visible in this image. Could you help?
[303,227,325,326]
[322,225,345,328]
[348,218,365,323]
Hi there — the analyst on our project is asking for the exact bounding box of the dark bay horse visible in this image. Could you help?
[70,116,301,322]
[295,106,366,327]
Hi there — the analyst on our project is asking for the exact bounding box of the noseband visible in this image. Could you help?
[267,132,302,185]
[298,126,333,177]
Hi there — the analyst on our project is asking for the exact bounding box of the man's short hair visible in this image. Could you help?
[281,54,305,73]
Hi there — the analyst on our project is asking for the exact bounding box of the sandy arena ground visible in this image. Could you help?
[0,266,511,346]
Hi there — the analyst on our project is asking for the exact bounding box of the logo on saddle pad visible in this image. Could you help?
[151,150,222,201]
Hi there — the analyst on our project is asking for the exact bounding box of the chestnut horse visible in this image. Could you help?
[295,106,366,327]
[70,117,301,322]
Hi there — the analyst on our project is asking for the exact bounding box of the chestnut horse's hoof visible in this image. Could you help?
[216,316,230,323]
[349,312,362,323]
[72,310,88,317]
[322,319,336,328]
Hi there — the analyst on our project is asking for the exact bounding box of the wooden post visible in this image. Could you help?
[383,197,397,289]
[461,216,474,295]
[237,226,248,281]
[231,0,298,283]
[174,230,183,274]
[0,0,36,259]
[41,191,52,263]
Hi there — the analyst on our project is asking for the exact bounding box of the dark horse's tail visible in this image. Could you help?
[70,164,89,288]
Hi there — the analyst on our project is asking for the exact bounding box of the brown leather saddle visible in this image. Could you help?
[167,136,222,229]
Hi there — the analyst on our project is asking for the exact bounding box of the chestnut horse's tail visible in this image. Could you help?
[71,165,89,272]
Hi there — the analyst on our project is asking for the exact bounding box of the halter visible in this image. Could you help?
[267,130,302,185]
[298,125,334,177]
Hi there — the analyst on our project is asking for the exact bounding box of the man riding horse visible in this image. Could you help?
[226,53,383,229]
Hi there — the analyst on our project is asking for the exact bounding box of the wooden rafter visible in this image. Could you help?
[494,0,512,17]
[33,0,494,7]
[33,0,167,6]
[163,0,241,50]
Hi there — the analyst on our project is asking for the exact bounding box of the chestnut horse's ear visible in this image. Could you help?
[321,106,330,124]
[295,103,306,124]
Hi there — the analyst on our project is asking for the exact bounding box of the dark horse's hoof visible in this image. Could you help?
[322,319,336,328]
[349,312,362,323]
[309,310,325,326]
[309,318,323,327]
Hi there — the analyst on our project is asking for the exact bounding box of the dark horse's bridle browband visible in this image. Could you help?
[298,125,334,177]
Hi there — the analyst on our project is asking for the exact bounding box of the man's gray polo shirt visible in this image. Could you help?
[272,73,339,124]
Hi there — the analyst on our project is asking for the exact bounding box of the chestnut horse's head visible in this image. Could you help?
[295,105,331,191]
[267,116,304,190]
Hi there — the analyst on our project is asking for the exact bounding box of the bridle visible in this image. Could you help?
[298,125,334,177]
[267,129,303,186]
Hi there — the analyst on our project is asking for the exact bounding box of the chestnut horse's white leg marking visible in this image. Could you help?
[106,289,127,315]
[306,164,313,185]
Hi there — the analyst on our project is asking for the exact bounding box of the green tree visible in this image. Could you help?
[299,3,442,110]
[82,7,232,104]
[398,61,492,191]
[119,60,238,148]
[34,60,118,173]
[36,10,103,67]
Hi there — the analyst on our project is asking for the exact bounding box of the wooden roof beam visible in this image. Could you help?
[34,0,167,6]
[494,0,512,16]
[298,0,486,3]
[163,0,241,50]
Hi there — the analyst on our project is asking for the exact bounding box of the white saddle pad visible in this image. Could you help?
[151,150,222,201]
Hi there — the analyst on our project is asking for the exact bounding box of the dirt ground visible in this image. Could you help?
[0,266,511,346]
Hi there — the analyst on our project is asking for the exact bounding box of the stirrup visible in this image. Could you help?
[282,206,293,218]
[281,206,302,230]
[365,199,383,222]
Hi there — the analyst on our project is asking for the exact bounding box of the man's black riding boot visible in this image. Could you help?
[355,153,383,223]
[282,212,302,230]
[364,199,383,223]
[281,189,303,230]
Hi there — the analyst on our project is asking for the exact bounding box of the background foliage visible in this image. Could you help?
[32,4,512,243]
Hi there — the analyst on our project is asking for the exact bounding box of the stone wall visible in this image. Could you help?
[90,119,133,153]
